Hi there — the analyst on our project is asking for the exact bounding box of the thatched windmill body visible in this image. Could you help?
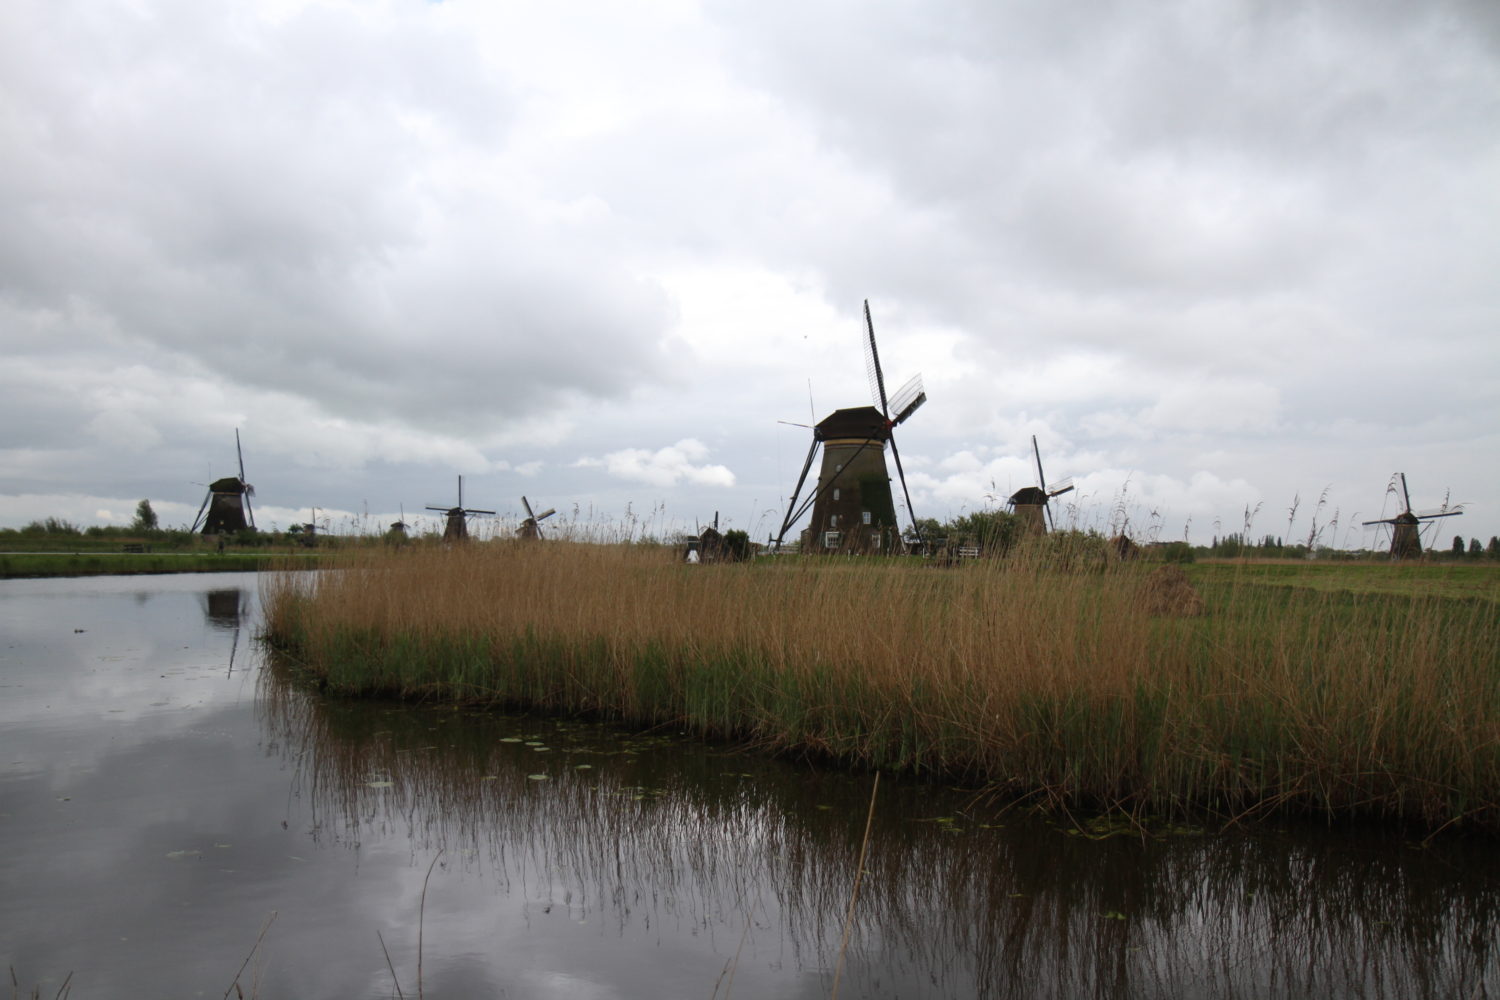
[426,476,494,542]
[1007,436,1074,535]
[516,496,556,540]
[774,300,926,554]
[1362,472,1462,559]
[192,429,256,535]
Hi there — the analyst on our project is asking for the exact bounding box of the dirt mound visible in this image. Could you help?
[1137,565,1206,617]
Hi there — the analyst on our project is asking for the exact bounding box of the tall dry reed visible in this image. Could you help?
[261,543,1500,831]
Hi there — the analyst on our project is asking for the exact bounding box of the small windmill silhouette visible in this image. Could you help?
[426,475,494,542]
[516,496,556,540]
[1361,473,1462,559]
[1006,436,1074,534]
[191,429,256,534]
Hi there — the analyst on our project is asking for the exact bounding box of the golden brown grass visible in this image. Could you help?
[261,541,1500,832]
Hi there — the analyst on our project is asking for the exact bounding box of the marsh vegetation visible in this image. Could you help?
[262,541,1500,834]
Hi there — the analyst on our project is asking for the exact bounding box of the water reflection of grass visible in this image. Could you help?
[261,542,1500,833]
[257,663,1500,999]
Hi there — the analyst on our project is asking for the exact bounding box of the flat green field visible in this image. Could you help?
[1188,559,1500,602]
[0,551,321,578]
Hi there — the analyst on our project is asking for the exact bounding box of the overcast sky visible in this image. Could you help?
[3,0,1497,549]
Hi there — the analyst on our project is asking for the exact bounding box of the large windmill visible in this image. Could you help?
[426,475,494,542]
[1007,436,1074,534]
[1361,472,1462,559]
[516,496,556,540]
[774,300,926,553]
[191,429,256,535]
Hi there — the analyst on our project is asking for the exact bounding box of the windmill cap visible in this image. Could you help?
[815,406,890,441]
[1009,486,1050,506]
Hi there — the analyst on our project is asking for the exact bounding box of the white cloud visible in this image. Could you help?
[577,439,735,489]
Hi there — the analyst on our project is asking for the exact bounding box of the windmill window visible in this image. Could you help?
[830,514,838,528]
[823,531,841,549]
[862,510,872,525]
[832,488,840,501]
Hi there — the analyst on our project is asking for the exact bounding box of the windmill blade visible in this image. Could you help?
[777,420,813,429]
[522,496,536,521]
[863,299,889,417]
[888,431,922,547]
[1044,498,1056,532]
[889,373,926,426]
[1398,473,1413,515]
[535,508,557,521]
[234,429,256,529]
[1361,516,1401,526]
[1416,509,1464,520]
[1047,477,1075,498]
[1033,436,1047,492]
[457,475,464,510]
[464,508,497,516]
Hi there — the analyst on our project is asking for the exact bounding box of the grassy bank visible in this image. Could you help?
[0,550,321,578]
[1187,559,1500,602]
[261,543,1500,833]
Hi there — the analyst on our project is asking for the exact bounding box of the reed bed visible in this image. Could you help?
[261,543,1500,832]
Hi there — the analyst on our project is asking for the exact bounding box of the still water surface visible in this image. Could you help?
[1,573,1496,999]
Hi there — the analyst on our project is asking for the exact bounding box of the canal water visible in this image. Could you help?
[1,573,1496,999]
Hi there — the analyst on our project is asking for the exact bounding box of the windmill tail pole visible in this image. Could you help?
[775,438,820,547]
[888,434,922,549]
[191,492,212,533]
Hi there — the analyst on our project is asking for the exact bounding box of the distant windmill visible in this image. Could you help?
[516,496,556,540]
[1007,436,1074,535]
[1361,472,1462,559]
[774,300,926,553]
[426,475,494,542]
[692,511,731,562]
[191,429,256,535]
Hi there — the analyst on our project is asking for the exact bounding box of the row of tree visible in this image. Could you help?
[1450,535,1500,559]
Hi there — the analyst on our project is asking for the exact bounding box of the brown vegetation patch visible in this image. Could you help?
[1138,565,1206,617]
